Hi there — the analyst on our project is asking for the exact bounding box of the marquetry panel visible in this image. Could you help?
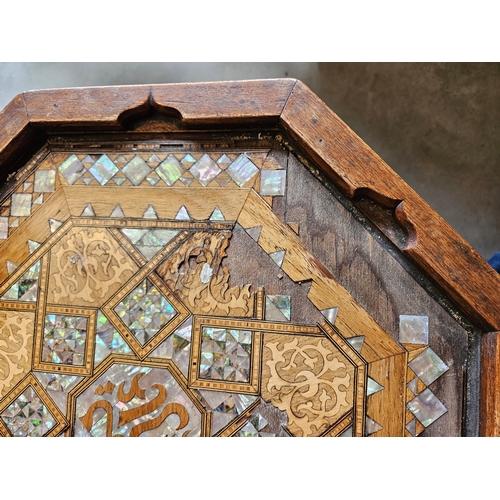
[0,140,456,437]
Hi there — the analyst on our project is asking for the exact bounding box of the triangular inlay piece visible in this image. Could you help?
[321,307,339,325]
[215,172,232,187]
[346,336,365,353]
[80,204,95,217]
[209,206,225,221]
[406,418,416,436]
[175,206,191,220]
[217,154,232,164]
[110,205,125,218]
[367,377,384,396]
[265,295,291,321]
[1,260,40,302]
[82,177,94,185]
[114,155,129,166]
[338,426,353,437]
[245,226,262,242]
[23,182,33,192]
[142,204,158,219]
[18,284,39,302]
[33,194,44,205]
[407,377,418,395]
[147,154,162,164]
[6,261,18,274]
[365,416,383,436]
[181,154,196,164]
[94,310,132,365]
[120,228,149,245]
[81,155,95,166]
[120,228,179,261]
[49,219,63,233]
[9,218,19,228]
[146,177,161,186]
[269,250,285,268]
[28,240,41,253]
[113,178,126,186]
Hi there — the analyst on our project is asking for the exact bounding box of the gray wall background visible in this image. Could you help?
[0,62,498,260]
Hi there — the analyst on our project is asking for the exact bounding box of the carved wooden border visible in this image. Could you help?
[0,81,497,330]
[1,79,499,434]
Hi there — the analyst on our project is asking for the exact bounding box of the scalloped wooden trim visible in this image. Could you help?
[151,79,297,125]
[20,79,297,128]
[280,80,500,331]
[23,85,151,127]
[1,79,498,332]
[1,79,499,332]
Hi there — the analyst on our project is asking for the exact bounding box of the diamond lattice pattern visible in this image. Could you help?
[200,327,252,382]
[114,279,177,345]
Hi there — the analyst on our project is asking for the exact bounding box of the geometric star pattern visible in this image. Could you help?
[114,278,177,346]
[0,136,459,439]
[237,413,275,437]
[200,327,252,383]
[42,314,88,366]
[0,385,56,437]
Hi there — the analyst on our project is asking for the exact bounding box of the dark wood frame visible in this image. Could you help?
[1,79,499,435]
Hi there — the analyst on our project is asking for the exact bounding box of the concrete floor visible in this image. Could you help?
[0,62,498,260]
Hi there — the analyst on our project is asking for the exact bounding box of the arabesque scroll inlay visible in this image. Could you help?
[74,363,202,437]
[0,311,34,397]
[261,334,354,436]
[157,231,253,317]
[48,228,137,307]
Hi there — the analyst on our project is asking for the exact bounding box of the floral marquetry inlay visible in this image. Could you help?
[0,311,34,397]
[48,227,138,307]
[262,334,355,437]
[0,142,451,437]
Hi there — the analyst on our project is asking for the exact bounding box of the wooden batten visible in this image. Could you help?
[151,79,297,126]
[21,79,297,130]
[62,186,250,221]
[480,331,500,436]
[366,353,407,437]
[23,85,151,127]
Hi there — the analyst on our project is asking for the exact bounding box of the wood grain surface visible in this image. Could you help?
[0,79,497,436]
[21,79,297,129]
[23,86,151,127]
[280,80,500,332]
[480,331,500,436]
[151,79,296,126]
[284,153,468,436]
[0,94,30,163]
